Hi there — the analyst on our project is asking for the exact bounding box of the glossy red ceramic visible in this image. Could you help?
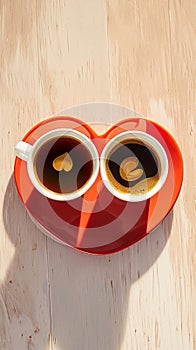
[14,117,183,255]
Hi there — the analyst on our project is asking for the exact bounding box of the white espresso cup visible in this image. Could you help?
[15,129,99,201]
[100,131,168,202]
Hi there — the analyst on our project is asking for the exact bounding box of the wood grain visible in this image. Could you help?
[0,1,195,349]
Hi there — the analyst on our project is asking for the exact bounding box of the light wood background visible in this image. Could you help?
[0,1,195,349]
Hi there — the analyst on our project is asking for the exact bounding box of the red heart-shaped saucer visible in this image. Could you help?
[14,116,183,255]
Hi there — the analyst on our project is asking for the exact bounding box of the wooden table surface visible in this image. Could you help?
[0,1,195,349]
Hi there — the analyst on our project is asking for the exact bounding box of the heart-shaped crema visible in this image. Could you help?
[53,152,73,172]
[119,157,144,181]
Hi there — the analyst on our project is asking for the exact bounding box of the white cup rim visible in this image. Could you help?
[26,128,99,201]
[100,130,168,202]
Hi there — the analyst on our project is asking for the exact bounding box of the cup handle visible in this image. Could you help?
[15,141,32,161]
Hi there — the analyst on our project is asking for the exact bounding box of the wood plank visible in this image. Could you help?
[0,0,195,349]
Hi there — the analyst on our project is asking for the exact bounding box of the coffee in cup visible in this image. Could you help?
[34,136,93,194]
[100,131,168,202]
[15,129,99,201]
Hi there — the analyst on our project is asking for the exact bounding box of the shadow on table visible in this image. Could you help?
[2,175,173,350]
